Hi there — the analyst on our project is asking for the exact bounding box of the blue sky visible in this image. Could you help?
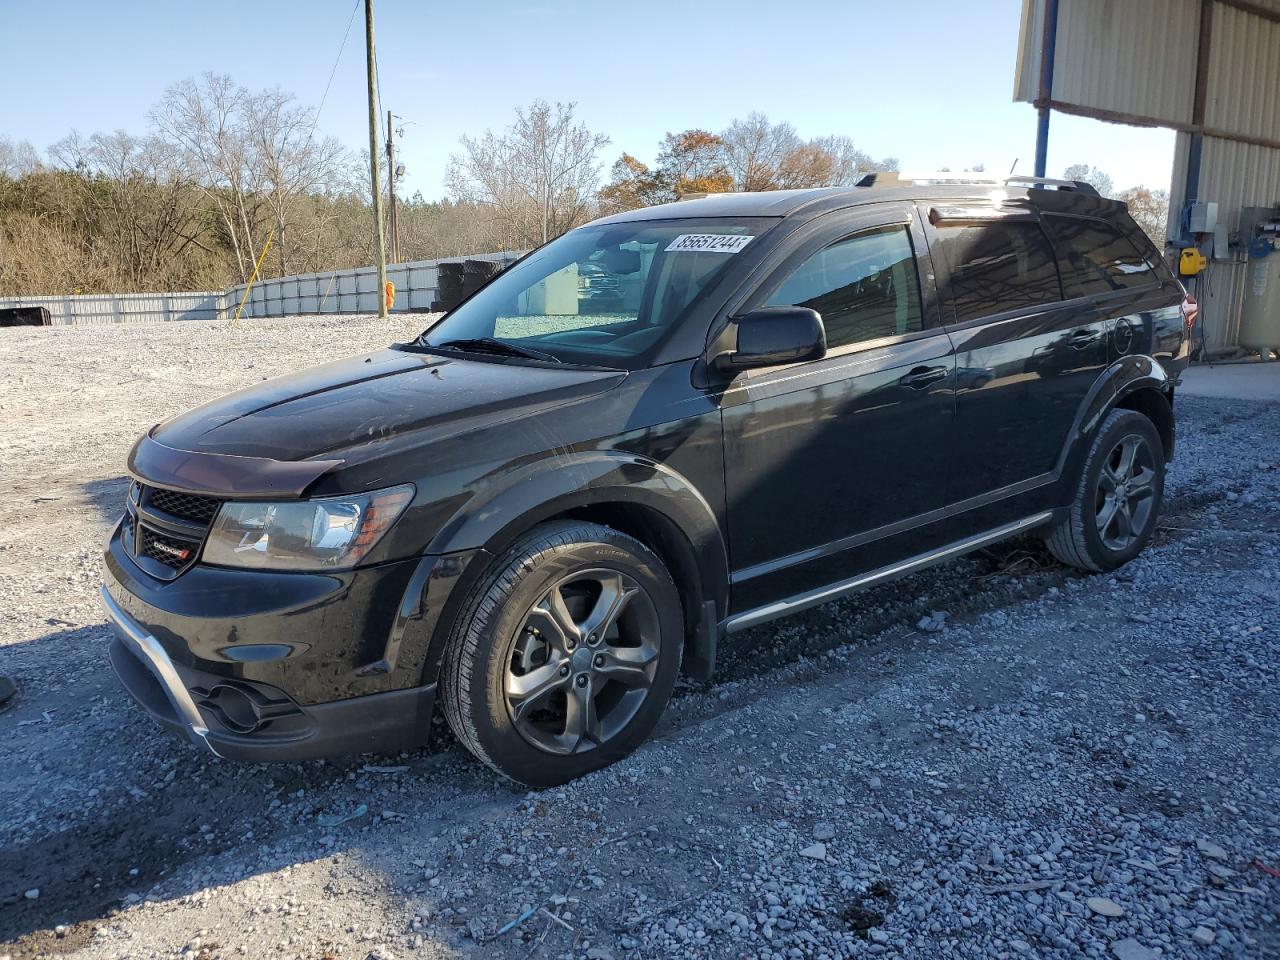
[0,0,1175,198]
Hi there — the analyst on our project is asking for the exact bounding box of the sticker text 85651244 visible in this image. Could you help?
[664,234,755,254]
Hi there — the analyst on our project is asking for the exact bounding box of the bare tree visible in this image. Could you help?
[447,100,609,248]
[243,88,351,274]
[1063,163,1114,199]
[720,113,799,191]
[807,135,898,184]
[0,137,42,178]
[151,73,265,281]
[49,129,212,286]
[717,115,897,190]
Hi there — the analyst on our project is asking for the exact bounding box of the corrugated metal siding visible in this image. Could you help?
[0,291,225,326]
[1206,3,1280,141]
[3,251,524,326]
[1200,137,1280,227]
[1170,134,1280,231]
[1014,0,1047,101]
[1202,257,1249,353]
[1015,0,1199,127]
[1168,131,1194,238]
[225,251,523,321]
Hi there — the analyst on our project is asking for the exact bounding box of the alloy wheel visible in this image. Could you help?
[504,568,660,755]
[1094,434,1157,552]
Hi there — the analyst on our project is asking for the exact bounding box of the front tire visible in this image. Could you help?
[440,520,683,787]
[1045,409,1165,572]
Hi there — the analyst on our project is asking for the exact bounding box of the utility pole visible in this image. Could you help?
[386,109,400,263]
[365,0,388,317]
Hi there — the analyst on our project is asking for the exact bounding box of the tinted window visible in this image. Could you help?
[1043,214,1157,296]
[423,217,773,369]
[765,226,922,349]
[934,221,1061,323]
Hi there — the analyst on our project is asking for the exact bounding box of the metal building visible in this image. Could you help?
[1015,0,1280,356]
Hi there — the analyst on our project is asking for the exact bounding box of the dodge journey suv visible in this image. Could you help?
[103,176,1192,786]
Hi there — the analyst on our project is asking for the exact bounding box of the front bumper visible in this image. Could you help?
[100,517,484,762]
[102,586,436,761]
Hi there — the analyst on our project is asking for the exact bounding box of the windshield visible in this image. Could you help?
[419,217,775,368]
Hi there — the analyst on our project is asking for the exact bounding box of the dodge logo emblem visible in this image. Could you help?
[152,541,191,561]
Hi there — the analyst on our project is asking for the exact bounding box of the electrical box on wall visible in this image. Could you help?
[1188,200,1218,235]
[1211,224,1229,259]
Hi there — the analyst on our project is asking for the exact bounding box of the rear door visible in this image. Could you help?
[717,205,956,612]
[924,205,1109,510]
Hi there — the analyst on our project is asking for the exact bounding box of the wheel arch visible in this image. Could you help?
[1114,383,1174,462]
[419,451,730,683]
[1058,354,1174,487]
[549,499,715,677]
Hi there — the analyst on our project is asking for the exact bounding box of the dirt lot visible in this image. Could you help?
[1,316,1277,960]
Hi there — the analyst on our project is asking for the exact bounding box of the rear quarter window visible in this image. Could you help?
[1043,214,1158,297]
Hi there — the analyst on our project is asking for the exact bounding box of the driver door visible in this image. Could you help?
[716,207,956,614]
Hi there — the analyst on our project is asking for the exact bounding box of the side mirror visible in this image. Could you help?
[713,307,826,371]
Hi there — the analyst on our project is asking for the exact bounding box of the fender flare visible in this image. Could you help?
[1056,354,1171,480]
[414,450,730,668]
[429,451,726,576]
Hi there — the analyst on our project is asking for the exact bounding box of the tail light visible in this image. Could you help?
[1181,292,1199,332]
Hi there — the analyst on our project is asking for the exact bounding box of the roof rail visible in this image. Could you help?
[854,172,904,188]
[856,172,1101,197]
[1006,175,1100,197]
[897,171,1004,186]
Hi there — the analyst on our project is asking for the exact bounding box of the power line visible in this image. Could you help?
[373,36,386,152]
[306,0,362,150]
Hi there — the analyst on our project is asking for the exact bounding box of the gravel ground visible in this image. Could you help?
[1,314,1277,960]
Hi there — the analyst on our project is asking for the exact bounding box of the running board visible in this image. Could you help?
[724,512,1054,634]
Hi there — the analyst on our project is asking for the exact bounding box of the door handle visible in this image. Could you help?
[899,365,948,388]
[1068,328,1100,348]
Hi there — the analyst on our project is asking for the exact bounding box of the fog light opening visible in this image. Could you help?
[203,684,263,734]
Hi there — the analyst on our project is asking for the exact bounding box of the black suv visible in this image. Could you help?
[103,177,1193,786]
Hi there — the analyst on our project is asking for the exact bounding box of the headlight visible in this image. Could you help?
[202,484,414,571]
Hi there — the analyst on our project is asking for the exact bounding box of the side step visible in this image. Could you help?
[724,512,1054,634]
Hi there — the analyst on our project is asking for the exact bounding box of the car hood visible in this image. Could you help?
[151,347,626,463]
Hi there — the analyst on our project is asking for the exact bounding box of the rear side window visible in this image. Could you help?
[1043,214,1157,296]
[933,221,1061,323]
[765,225,923,349]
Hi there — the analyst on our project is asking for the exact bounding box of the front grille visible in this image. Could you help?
[144,487,225,524]
[138,527,200,570]
[125,484,223,579]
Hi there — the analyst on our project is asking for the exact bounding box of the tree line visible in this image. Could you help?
[0,74,502,296]
[0,73,1167,297]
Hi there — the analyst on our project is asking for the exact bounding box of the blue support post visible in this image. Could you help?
[1034,0,1061,178]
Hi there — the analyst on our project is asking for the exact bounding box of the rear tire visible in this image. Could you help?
[1045,409,1165,572]
[440,521,683,787]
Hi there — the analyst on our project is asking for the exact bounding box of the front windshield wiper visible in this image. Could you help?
[424,336,563,364]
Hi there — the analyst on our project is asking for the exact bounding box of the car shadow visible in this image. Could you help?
[0,621,500,948]
[81,475,131,527]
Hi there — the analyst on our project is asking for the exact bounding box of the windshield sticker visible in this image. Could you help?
[665,234,754,254]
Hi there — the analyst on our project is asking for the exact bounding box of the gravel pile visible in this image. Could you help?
[0,315,1276,960]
